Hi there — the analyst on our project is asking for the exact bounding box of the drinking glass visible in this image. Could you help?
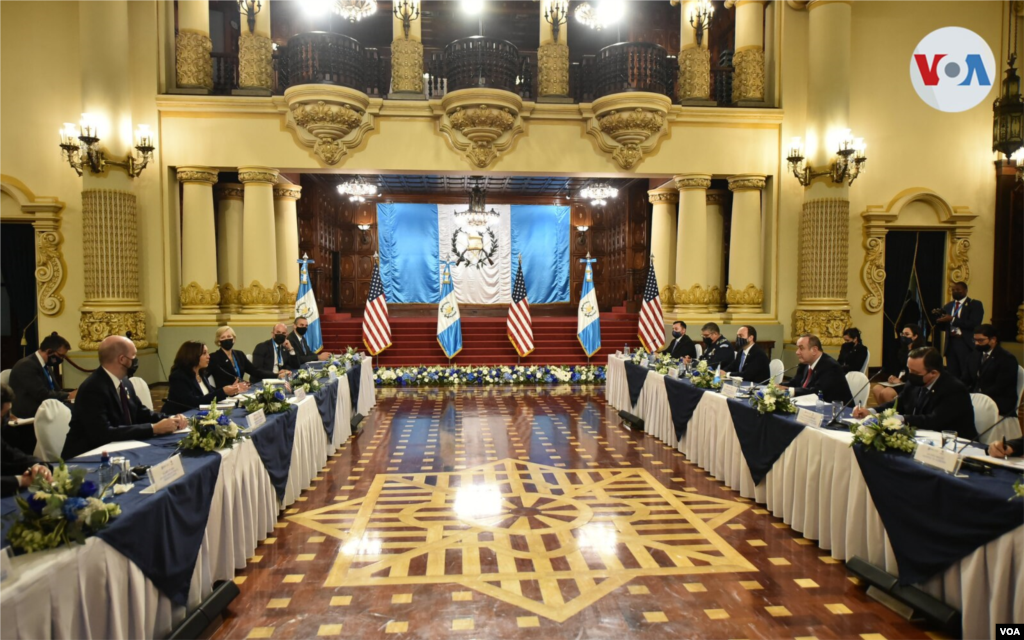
[941,430,957,451]
[831,401,843,422]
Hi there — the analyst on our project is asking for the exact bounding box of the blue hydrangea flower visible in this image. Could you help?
[217,415,231,426]
[27,495,46,513]
[78,480,99,498]
[274,390,286,401]
[62,497,87,522]
[196,411,210,418]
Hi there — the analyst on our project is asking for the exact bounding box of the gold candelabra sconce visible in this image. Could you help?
[238,0,262,34]
[688,0,714,47]
[786,130,867,187]
[544,0,568,44]
[58,115,155,179]
[393,0,421,39]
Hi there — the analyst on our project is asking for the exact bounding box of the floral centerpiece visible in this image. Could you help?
[242,385,292,415]
[688,360,723,390]
[374,364,606,387]
[291,368,322,393]
[1012,478,1023,501]
[750,382,797,414]
[629,347,650,366]
[329,347,362,371]
[7,462,121,553]
[178,404,245,452]
[849,402,916,453]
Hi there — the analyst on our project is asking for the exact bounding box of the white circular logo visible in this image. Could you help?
[910,27,995,113]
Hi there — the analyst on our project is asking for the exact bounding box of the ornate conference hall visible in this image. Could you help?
[0,0,1022,639]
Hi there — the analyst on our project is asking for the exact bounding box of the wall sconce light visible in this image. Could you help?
[357,223,373,244]
[688,0,714,48]
[59,115,155,178]
[786,130,867,187]
[575,225,590,246]
[544,0,569,44]
[393,0,420,39]
[354,204,376,245]
[237,0,262,34]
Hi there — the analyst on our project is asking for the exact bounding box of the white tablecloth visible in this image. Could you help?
[606,361,1024,639]
[357,357,376,416]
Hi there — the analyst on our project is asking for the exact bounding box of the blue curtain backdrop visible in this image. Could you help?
[377,203,440,303]
[510,205,570,303]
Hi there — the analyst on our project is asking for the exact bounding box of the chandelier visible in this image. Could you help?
[59,114,155,178]
[574,0,625,31]
[337,176,378,202]
[332,0,377,22]
[786,129,867,187]
[455,182,500,228]
[579,182,618,206]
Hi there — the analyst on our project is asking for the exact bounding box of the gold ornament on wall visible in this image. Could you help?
[391,38,425,93]
[677,47,711,101]
[180,282,221,308]
[238,31,274,90]
[438,89,525,169]
[731,48,764,103]
[537,42,570,97]
[706,285,723,309]
[238,280,282,307]
[584,93,670,170]
[285,86,377,166]
[673,282,709,306]
[725,283,763,307]
[175,31,214,90]
[861,235,886,314]
[34,228,66,317]
[947,236,971,296]
[79,311,148,350]
[792,309,852,346]
[660,284,678,305]
[220,283,240,308]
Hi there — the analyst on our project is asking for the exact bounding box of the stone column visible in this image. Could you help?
[390,0,424,98]
[175,0,213,92]
[538,0,570,101]
[705,189,727,312]
[731,0,766,104]
[793,0,853,345]
[216,184,244,313]
[648,187,679,305]
[672,174,712,313]
[273,184,302,314]
[238,167,283,314]
[725,174,766,315]
[177,167,220,315]
[237,1,273,94]
[77,1,147,349]
[677,0,713,104]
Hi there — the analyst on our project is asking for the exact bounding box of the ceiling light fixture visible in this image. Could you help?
[579,182,618,206]
[574,0,625,31]
[337,176,378,202]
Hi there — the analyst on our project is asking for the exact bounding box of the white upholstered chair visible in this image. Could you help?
[33,399,72,461]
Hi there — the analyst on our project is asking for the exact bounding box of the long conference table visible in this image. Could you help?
[0,358,376,640]
[607,354,1023,640]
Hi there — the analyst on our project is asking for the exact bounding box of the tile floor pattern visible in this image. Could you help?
[210,386,948,640]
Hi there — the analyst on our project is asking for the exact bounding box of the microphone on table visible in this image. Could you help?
[825,368,888,428]
[955,416,1010,455]
[216,364,243,385]
[744,364,801,394]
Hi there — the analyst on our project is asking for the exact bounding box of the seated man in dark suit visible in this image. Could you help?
[288,317,332,366]
[727,325,771,383]
[1,383,51,496]
[251,324,299,379]
[962,324,1019,417]
[61,336,185,459]
[5,332,77,454]
[932,280,984,379]
[853,347,977,439]
[782,334,852,403]
[699,322,734,369]
[662,320,697,361]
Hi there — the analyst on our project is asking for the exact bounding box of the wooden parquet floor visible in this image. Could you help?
[209,386,948,640]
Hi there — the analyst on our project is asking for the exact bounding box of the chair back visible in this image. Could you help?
[0,369,10,388]
[694,344,703,359]
[845,371,870,406]
[970,393,1001,444]
[33,399,71,462]
[769,359,785,384]
[861,349,870,374]
[130,377,154,411]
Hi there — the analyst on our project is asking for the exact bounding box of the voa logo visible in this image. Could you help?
[910,27,996,112]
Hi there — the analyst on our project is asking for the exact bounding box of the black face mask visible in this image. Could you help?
[977,343,992,353]
[900,336,913,346]
[220,339,235,351]
[952,291,966,301]
[296,327,308,336]
[273,334,287,345]
[671,330,681,339]
[47,354,63,367]
[703,337,713,347]
[905,373,926,387]
[126,357,140,378]
[735,337,748,350]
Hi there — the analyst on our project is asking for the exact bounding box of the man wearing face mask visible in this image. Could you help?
[726,325,770,383]
[663,321,697,360]
[6,332,78,454]
[288,317,333,365]
[62,336,186,459]
[852,346,976,439]
[698,322,735,368]
[961,324,1019,417]
[251,324,299,378]
[932,281,984,379]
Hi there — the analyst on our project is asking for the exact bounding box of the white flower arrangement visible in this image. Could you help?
[688,360,722,390]
[750,382,797,414]
[178,403,245,452]
[849,401,917,453]
[373,365,606,387]
[291,368,322,393]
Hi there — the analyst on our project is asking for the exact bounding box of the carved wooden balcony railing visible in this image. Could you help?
[426,36,532,100]
[277,32,389,96]
[211,52,238,94]
[587,41,675,101]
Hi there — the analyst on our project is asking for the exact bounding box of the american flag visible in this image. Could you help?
[507,259,534,357]
[638,261,665,353]
[363,261,392,355]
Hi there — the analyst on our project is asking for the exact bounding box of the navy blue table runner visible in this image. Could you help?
[624,362,650,408]
[347,365,362,413]
[663,376,704,439]
[726,399,806,485]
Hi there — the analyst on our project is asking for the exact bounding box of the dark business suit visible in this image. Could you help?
[961,345,1019,417]
[6,355,69,454]
[251,339,299,375]
[663,334,697,360]
[288,331,321,366]
[727,345,771,383]
[700,336,735,369]
[936,297,984,379]
[62,368,168,459]
[1,436,44,496]
[875,373,977,439]
[786,353,853,403]
[838,342,869,374]
[208,349,269,389]
[162,368,226,413]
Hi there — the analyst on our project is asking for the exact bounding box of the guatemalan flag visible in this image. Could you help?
[294,254,322,353]
[577,257,601,357]
[437,261,463,359]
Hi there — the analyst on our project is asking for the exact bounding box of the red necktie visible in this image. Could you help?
[953,301,961,317]
[802,366,813,389]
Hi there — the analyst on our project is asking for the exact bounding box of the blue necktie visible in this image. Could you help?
[276,345,282,365]
[739,351,747,372]
[42,365,55,390]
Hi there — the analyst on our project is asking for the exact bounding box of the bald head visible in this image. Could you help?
[99,336,137,377]
[273,323,288,334]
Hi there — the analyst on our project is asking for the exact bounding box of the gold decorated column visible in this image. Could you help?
[672,174,712,313]
[705,189,727,312]
[239,167,283,314]
[675,0,713,104]
[648,187,679,306]
[177,167,220,315]
[726,174,766,315]
[538,0,570,100]
[273,183,302,314]
[237,1,273,94]
[390,0,424,98]
[216,184,244,313]
[731,0,766,104]
[175,0,213,92]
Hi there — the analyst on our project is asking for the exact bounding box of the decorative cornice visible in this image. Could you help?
[727,174,766,191]
[238,167,280,184]
[648,188,679,205]
[439,88,525,169]
[176,167,218,184]
[673,174,712,190]
[705,190,728,206]
[216,184,245,200]
[583,92,671,171]
[273,185,302,200]
[284,85,376,166]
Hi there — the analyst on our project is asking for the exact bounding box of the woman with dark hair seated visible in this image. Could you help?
[871,323,926,405]
[162,341,247,413]
[838,327,868,374]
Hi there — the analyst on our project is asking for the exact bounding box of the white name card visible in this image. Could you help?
[667,368,679,379]
[146,455,185,492]
[294,387,307,402]
[246,409,266,429]
[913,443,961,473]
[328,370,338,382]
[795,408,824,428]
[721,385,740,398]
